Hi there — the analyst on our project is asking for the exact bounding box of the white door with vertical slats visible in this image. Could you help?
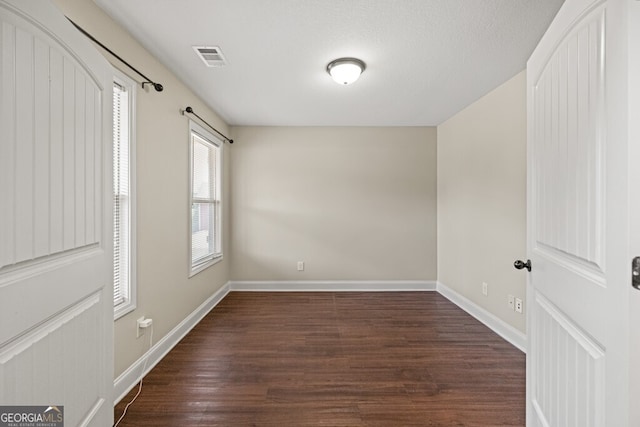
[0,0,113,425]
[527,0,635,425]
[628,2,640,426]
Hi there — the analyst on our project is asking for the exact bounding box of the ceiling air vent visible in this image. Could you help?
[193,46,227,67]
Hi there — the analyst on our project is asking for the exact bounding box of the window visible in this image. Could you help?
[189,121,223,275]
[113,72,136,319]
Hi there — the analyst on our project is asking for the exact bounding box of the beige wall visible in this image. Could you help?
[437,71,527,333]
[54,0,231,378]
[230,126,437,282]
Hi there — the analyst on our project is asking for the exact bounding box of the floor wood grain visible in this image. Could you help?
[114,292,525,426]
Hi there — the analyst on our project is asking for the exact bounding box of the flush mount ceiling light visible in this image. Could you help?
[326,57,366,85]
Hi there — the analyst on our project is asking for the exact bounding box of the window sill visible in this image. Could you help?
[114,299,136,320]
[189,254,223,278]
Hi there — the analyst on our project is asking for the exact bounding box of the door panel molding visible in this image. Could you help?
[531,292,605,427]
[0,12,104,271]
[0,292,100,362]
[531,6,606,274]
[0,292,106,426]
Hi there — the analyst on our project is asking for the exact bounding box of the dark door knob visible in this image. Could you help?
[514,259,532,272]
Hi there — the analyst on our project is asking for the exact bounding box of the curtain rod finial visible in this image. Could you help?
[142,82,163,92]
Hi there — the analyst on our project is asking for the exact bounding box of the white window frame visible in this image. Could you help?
[113,70,137,320]
[188,120,223,276]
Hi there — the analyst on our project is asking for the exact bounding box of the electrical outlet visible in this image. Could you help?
[297,261,304,271]
[482,282,488,296]
[508,295,515,310]
[515,298,523,313]
[137,317,145,338]
[136,317,153,338]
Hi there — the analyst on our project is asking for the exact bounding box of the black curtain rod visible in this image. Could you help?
[66,17,164,92]
[182,107,234,144]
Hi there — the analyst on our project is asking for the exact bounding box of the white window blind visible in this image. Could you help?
[113,77,136,316]
[190,125,222,273]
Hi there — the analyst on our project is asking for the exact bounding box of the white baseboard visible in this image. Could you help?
[229,280,437,292]
[113,282,231,404]
[436,281,527,353]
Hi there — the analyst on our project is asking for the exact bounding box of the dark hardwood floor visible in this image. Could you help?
[114,292,525,426]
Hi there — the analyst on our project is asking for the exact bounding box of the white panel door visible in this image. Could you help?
[526,0,634,426]
[628,1,640,426]
[0,1,113,425]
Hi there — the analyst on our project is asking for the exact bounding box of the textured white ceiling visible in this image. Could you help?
[95,0,563,126]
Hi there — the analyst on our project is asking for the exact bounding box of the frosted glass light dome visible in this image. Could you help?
[326,58,366,85]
